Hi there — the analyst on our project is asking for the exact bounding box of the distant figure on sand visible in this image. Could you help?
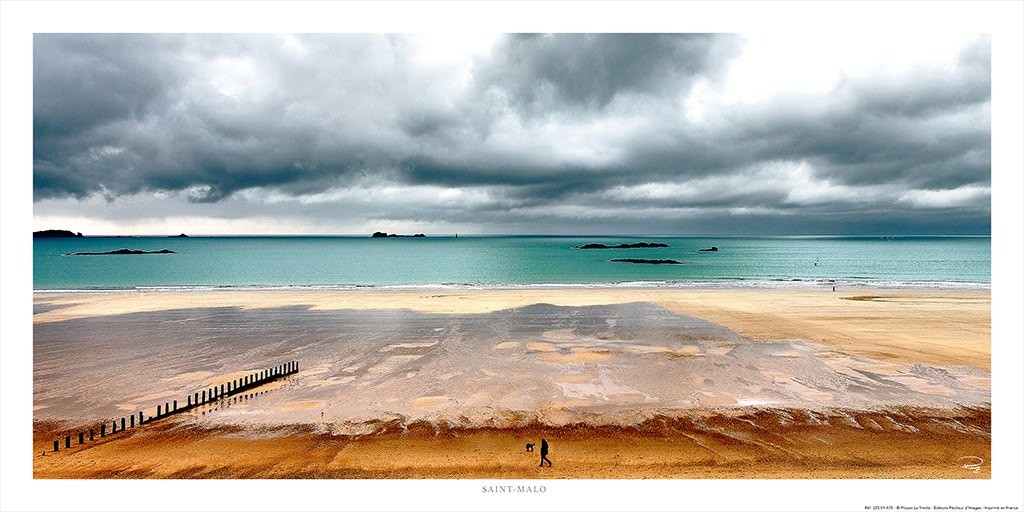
[539,439,552,467]
[525,442,534,452]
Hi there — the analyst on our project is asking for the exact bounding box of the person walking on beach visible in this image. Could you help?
[539,438,552,467]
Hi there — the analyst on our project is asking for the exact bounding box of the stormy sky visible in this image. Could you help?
[32,33,991,235]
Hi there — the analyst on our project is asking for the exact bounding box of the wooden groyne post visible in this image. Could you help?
[48,360,299,455]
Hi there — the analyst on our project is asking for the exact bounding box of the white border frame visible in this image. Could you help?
[2,2,1021,511]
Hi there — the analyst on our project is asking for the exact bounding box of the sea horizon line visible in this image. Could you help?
[33,233,993,239]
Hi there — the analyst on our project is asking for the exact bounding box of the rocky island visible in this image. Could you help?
[698,246,719,252]
[65,249,176,256]
[34,230,83,238]
[577,242,669,249]
[371,232,426,238]
[609,258,683,265]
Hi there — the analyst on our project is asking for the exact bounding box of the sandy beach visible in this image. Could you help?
[32,287,991,479]
[33,287,991,369]
[33,407,991,479]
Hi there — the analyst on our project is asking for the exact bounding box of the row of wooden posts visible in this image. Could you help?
[49,360,299,454]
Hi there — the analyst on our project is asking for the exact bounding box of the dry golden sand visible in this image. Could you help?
[34,287,990,369]
[33,407,990,479]
[32,288,990,478]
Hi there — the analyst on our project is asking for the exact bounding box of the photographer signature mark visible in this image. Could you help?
[956,456,984,474]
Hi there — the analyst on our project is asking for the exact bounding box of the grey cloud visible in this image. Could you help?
[34,34,408,201]
[33,34,184,137]
[474,34,736,113]
[33,34,991,235]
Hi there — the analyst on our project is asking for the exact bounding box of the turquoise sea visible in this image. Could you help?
[32,235,990,291]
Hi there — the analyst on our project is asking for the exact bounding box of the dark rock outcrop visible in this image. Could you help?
[609,258,683,265]
[66,249,176,256]
[698,246,719,252]
[34,230,82,238]
[372,232,426,238]
[171,233,189,237]
[577,242,669,249]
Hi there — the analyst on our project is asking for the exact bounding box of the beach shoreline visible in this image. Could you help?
[32,287,991,478]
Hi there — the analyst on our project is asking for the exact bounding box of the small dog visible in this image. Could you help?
[525,443,535,452]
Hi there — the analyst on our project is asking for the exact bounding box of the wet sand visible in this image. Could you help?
[33,287,991,369]
[32,288,990,478]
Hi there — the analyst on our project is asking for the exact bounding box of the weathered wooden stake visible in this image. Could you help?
[202,390,207,403]
[130,415,135,428]
[78,432,84,444]
[121,417,126,430]
[157,405,162,417]
[101,424,106,437]
[173,400,177,411]
[65,436,71,448]
[54,440,59,452]
[90,429,94,441]
[139,411,144,425]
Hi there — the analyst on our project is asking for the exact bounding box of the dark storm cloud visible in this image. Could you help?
[33,33,991,234]
[34,34,407,201]
[473,33,736,112]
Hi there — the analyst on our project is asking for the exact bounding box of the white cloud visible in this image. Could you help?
[897,185,991,209]
[781,162,890,206]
